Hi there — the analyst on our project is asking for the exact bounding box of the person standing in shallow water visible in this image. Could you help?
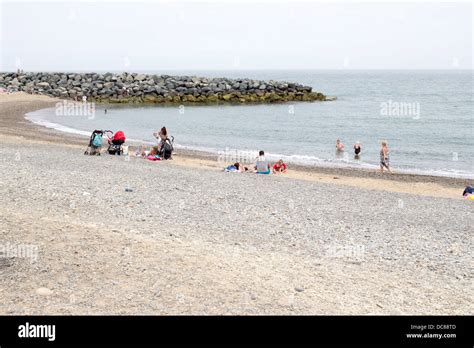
[380,140,392,174]
[353,141,361,159]
[336,139,345,152]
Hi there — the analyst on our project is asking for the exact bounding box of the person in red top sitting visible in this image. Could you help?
[272,159,287,174]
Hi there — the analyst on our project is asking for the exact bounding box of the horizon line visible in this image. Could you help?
[2,68,473,73]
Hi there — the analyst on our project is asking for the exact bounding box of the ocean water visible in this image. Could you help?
[26,70,474,178]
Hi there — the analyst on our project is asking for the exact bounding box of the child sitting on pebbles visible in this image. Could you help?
[272,159,287,174]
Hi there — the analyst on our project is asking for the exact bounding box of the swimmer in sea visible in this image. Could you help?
[336,139,345,152]
[354,141,361,159]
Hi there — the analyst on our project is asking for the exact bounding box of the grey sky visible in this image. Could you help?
[1,1,472,71]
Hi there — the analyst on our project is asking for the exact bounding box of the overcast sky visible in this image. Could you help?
[1,1,472,71]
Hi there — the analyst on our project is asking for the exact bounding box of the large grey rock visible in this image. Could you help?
[135,74,146,81]
[36,82,50,88]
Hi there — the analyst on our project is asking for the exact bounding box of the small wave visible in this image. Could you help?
[25,110,150,144]
[26,109,92,137]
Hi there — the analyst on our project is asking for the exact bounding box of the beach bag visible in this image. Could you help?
[92,133,103,148]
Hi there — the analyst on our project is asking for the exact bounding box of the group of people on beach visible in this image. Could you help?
[226,150,288,175]
[335,138,392,174]
[94,121,392,175]
[135,128,392,175]
[98,124,288,175]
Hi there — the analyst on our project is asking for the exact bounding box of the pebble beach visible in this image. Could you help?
[0,93,472,315]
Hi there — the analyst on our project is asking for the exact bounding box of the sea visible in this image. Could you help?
[26,70,474,179]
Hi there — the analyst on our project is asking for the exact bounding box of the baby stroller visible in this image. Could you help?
[107,130,126,155]
[84,129,113,156]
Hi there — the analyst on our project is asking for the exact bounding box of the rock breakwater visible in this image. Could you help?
[0,72,328,104]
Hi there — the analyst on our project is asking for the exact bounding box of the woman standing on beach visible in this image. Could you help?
[380,141,392,174]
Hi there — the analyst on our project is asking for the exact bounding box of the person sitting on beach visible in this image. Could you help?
[136,144,154,158]
[380,140,392,174]
[149,146,159,157]
[462,185,474,197]
[353,141,361,158]
[336,139,345,152]
[146,146,163,161]
[135,144,147,157]
[153,127,168,143]
[255,150,271,174]
[150,127,166,154]
[272,159,287,173]
[154,126,174,160]
[137,144,162,161]
[225,162,249,173]
[141,127,172,160]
